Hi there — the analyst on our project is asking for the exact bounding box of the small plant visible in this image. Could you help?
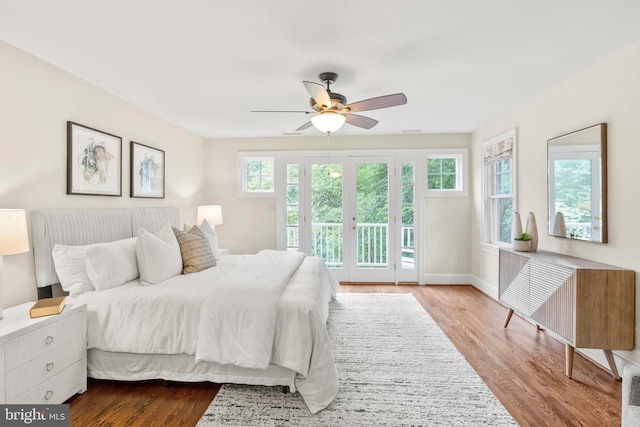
[514,232,532,241]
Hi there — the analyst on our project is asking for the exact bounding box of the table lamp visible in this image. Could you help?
[0,209,30,320]
[197,205,223,230]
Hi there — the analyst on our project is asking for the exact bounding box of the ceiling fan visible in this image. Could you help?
[251,72,407,133]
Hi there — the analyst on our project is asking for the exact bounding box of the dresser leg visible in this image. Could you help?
[503,308,514,328]
[565,344,575,378]
[603,349,621,380]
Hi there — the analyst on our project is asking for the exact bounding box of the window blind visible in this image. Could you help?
[483,137,513,165]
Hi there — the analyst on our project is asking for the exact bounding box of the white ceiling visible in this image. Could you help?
[1,1,639,139]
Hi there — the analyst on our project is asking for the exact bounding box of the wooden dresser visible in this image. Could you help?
[499,248,635,379]
[0,301,87,403]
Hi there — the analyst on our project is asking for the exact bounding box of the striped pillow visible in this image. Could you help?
[173,225,216,274]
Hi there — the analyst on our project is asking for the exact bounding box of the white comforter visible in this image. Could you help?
[195,250,305,368]
[74,250,339,413]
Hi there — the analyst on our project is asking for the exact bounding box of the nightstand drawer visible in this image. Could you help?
[5,335,84,401]
[5,311,83,371]
[9,360,86,404]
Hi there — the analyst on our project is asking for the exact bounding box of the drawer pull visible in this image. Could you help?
[45,336,54,345]
[46,362,54,372]
[44,390,54,400]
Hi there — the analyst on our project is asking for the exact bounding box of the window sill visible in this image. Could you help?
[479,242,510,256]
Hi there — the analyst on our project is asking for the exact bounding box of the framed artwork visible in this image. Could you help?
[130,141,165,198]
[67,121,122,196]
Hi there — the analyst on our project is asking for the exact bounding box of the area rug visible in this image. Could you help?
[198,293,516,426]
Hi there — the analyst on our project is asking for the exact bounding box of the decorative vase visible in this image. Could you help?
[513,240,530,252]
[553,212,567,237]
[511,212,523,242]
[526,212,538,251]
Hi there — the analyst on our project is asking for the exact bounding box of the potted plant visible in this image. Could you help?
[513,232,531,252]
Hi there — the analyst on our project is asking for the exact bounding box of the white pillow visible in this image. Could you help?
[51,244,95,296]
[185,219,221,261]
[136,223,183,284]
[86,237,138,290]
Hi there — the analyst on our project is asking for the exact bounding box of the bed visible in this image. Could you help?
[31,207,339,414]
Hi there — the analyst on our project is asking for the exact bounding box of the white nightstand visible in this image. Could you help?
[0,300,87,404]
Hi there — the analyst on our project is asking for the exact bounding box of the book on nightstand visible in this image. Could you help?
[29,296,67,318]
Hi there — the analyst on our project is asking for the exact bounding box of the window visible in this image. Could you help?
[285,163,301,251]
[482,129,516,246]
[428,157,457,190]
[238,155,275,196]
[401,162,415,270]
[425,150,467,196]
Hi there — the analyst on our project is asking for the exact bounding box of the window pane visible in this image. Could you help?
[495,172,511,195]
[287,206,299,225]
[402,163,414,182]
[427,175,441,189]
[494,197,513,243]
[442,174,456,189]
[311,164,343,224]
[287,164,299,183]
[442,159,456,173]
[427,159,441,173]
[262,176,274,191]
[287,227,299,247]
[428,157,458,191]
[356,163,389,224]
[311,163,343,267]
[287,184,298,204]
[402,184,414,204]
[245,158,274,192]
[246,175,260,191]
[402,206,414,226]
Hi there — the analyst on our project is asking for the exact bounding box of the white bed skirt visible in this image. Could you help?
[87,349,298,391]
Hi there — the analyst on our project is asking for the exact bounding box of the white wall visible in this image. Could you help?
[0,40,206,308]
[470,40,640,365]
[203,134,472,281]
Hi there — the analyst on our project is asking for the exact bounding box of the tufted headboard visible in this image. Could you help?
[31,207,181,291]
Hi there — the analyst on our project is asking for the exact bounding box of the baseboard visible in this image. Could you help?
[422,274,472,285]
[469,275,499,300]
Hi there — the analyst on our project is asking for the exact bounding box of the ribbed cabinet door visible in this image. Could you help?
[499,250,530,315]
[529,259,575,343]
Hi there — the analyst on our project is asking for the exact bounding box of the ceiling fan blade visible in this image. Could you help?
[251,110,313,114]
[346,93,407,113]
[303,81,332,109]
[344,113,378,129]
[295,121,314,131]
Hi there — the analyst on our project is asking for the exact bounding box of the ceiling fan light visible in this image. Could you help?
[311,112,346,133]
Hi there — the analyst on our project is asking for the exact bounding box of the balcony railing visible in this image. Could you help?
[565,222,593,239]
[309,223,415,269]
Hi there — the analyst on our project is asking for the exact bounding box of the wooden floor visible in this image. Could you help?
[68,285,622,426]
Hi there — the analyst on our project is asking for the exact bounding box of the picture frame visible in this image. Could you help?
[130,141,165,198]
[67,121,122,196]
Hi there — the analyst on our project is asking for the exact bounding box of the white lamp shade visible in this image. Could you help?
[311,112,346,133]
[197,205,223,226]
[0,209,29,256]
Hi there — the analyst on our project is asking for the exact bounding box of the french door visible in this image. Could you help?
[302,156,396,282]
